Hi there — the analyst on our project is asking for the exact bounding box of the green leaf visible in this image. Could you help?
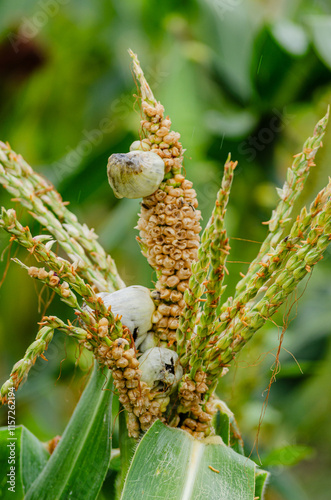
[306,15,331,69]
[116,409,137,499]
[271,20,309,56]
[261,445,314,467]
[109,450,121,473]
[213,400,244,455]
[25,362,113,500]
[98,450,121,500]
[254,470,269,500]
[205,110,258,139]
[121,420,266,500]
[251,26,301,105]
[213,409,230,445]
[200,0,255,101]
[0,425,49,499]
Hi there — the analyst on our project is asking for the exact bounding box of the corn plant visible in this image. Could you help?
[0,51,330,500]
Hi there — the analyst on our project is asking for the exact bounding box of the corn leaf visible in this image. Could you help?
[121,420,267,500]
[25,362,113,500]
[0,425,49,499]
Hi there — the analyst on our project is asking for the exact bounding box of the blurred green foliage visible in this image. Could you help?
[1,0,331,498]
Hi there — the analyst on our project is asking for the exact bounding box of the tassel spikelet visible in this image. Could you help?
[234,109,329,296]
[130,50,202,345]
[176,155,236,366]
[1,53,331,441]
[204,179,331,385]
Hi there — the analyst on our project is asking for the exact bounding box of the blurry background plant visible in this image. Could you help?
[0,0,331,498]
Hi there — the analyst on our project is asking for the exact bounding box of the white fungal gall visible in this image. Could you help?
[138,332,158,353]
[107,151,165,199]
[91,285,155,348]
[129,140,151,152]
[138,347,183,397]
